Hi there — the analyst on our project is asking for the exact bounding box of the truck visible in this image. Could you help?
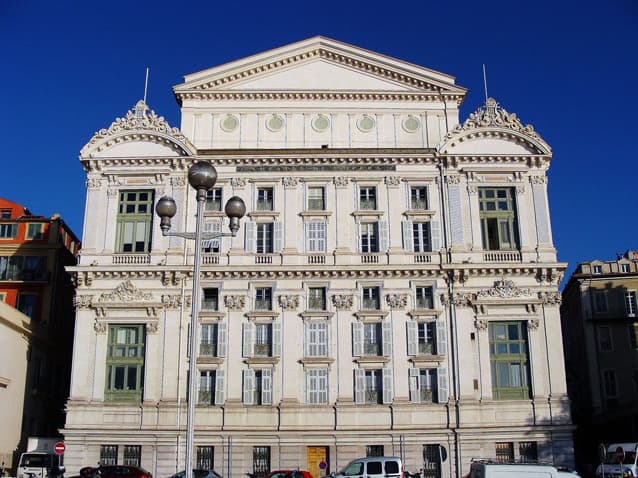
[16,438,65,478]
[595,443,638,478]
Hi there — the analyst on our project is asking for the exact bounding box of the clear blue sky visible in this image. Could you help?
[1,0,636,282]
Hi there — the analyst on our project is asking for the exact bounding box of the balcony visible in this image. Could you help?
[199,343,217,357]
[483,251,522,262]
[413,253,433,263]
[113,254,151,265]
[361,253,380,264]
[202,253,220,265]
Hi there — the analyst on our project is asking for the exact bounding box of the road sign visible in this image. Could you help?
[615,446,625,464]
[54,442,65,455]
[319,461,327,470]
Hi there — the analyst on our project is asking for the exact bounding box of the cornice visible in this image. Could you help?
[176,91,464,103]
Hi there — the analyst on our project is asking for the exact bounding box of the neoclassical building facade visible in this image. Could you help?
[64,37,573,478]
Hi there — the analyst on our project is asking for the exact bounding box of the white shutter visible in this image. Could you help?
[382,320,392,356]
[304,322,310,357]
[378,220,389,252]
[430,220,441,252]
[305,368,312,404]
[199,372,209,404]
[242,322,254,357]
[304,222,310,252]
[262,369,273,405]
[436,317,447,356]
[354,369,365,405]
[407,321,418,356]
[273,221,283,252]
[214,370,225,405]
[382,368,393,404]
[355,221,361,253]
[437,365,449,404]
[402,220,414,252]
[409,368,420,403]
[318,368,328,404]
[243,369,254,405]
[272,322,281,357]
[217,322,227,357]
[245,221,256,253]
[352,322,363,356]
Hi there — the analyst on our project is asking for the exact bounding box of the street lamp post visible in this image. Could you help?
[155,161,246,478]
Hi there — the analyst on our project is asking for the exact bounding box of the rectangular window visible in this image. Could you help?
[306,322,328,356]
[17,293,37,318]
[0,256,21,280]
[23,256,47,281]
[202,288,219,311]
[495,442,514,463]
[366,445,384,457]
[621,264,631,273]
[362,286,380,310]
[417,322,436,355]
[26,223,44,240]
[105,325,145,402]
[410,186,428,210]
[626,291,637,316]
[360,222,378,253]
[594,290,608,313]
[100,445,118,466]
[598,326,613,351]
[306,368,328,404]
[479,188,519,251]
[257,188,274,211]
[308,287,327,310]
[306,221,327,253]
[603,369,618,397]
[0,210,10,219]
[254,324,273,357]
[123,445,141,466]
[205,188,223,211]
[411,368,438,403]
[307,186,325,210]
[116,190,153,253]
[629,324,638,349]
[489,322,530,399]
[202,221,222,253]
[199,370,216,405]
[197,446,214,470]
[423,445,443,478]
[593,265,602,274]
[416,286,434,309]
[364,369,383,404]
[359,187,377,210]
[256,223,274,253]
[519,441,538,461]
[252,446,270,478]
[200,324,218,357]
[255,287,272,311]
[363,322,382,356]
[0,223,18,238]
[412,223,431,252]
[0,292,5,302]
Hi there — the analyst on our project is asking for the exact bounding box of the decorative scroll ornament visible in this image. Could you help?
[224,294,246,311]
[282,177,299,189]
[334,177,349,188]
[384,176,401,187]
[530,175,548,185]
[445,97,546,146]
[446,175,461,185]
[475,319,488,331]
[170,176,186,187]
[331,294,353,310]
[94,320,107,334]
[278,294,300,310]
[528,318,540,330]
[386,294,408,309]
[230,178,247,188]
[86,178,103,189]
[476,280,532,299]
[467,185,478,195]
[162,294,188,309]
[538,291,562,305]
[146,322,159,334]
[73,295,93,309]
[106,188,118,197]
[96,280,153,303]
[452,293,473,307]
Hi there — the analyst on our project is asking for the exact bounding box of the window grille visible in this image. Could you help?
[123,445,141,466]
[519,441,538,462]
[366,445,384,457]
[495,442,514,462]
[197,446,214,470]
[100,445,118,465]
[422,445,442,478]
[253,446,270,478]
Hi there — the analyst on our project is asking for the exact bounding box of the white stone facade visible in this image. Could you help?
[65,37,573,478]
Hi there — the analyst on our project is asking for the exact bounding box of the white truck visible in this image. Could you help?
[595,443,638,478]
[16,438,65,478]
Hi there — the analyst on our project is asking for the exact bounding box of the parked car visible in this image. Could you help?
[464,461,581,478]
[332,457,403,478]
[265,470,312,478]
[96,465,153,478]
[168,470,222,478]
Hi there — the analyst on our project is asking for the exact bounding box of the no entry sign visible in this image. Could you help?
[54,442,65,455]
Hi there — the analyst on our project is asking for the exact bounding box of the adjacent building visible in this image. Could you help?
[0,198,80,470]
[64,37,573,478]
[561,250,638,471]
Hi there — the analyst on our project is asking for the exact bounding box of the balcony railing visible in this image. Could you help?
[363,342,382,356]
[199,343,217,356]
[202,253,220,265]
[308,254,326,264]
[483,251,522,262]
[254,343,272,357]
[418,343,434,355]
[361,254,380,264]
[113,254,151,265]
[414,253,433,263]
[255,254,273,264]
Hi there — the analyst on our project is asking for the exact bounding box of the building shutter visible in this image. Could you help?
[430,220,441,252]
[304,222,310,252]
[244,221,256,253]
[272,322,281,357]
[242,369,254,405]
[242,322,254,357]
[199,372,210,405]
[273,221,284,252]
[382,368,393,404]
[352,322,363,356]
[409,368,420,403]
[378,220,389,252]
[437,365,448,403]
[354,369,365,404]
[217,322,227,357]
[304,322,311,357]
[402,220,414,252]
[214,370,225,405]
[262,369,273,405]
[436,317,447,356]
[355,221,361,253]
[382,320,392,356]
[407,321,418,356]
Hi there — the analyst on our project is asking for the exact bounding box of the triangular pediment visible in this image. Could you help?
[174,36,466,100]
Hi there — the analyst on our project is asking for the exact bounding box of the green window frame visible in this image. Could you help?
[0,223,18,239]
[115,190,154,253]
[479,188,519,250]
[489,321,531,399]
[105,324,145,402]
[26,223,44,240]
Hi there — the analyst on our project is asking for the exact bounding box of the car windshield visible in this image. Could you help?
[339,462,363,476]
[20,455,52,467]
[605,451,637,464]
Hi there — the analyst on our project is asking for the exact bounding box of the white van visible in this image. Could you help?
[333,457,403,478]
[595,443,638,478]
[16,452,65,478]
[466,461,580,478]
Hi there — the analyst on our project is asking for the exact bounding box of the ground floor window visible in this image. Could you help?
[366,445,384,457]
[123,445,141,466]
[253,446,270,478]
[422,445,443,478]
[495,442,514,462]
[100,445,118,465]
[197,446,214,470]
[519,441,538,461]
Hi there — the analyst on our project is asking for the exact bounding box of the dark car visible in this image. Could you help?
[168,470,222,478]
[97,465,153,478]
[265,470,313,478]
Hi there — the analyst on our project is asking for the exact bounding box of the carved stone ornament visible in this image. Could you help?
[475,319,488,331]
[446,175,461,185]
[73,295,93,309]
[282,177,299,189]
[334,177,349,188]
[224,294,246,311]
[96,280,153,303]
[530,175,548,185]
[107,187,118,197]
[538,291,562,305]
[230,178,247,188]
[386,294,408,309]
[162,294,187,309]
[384,176,401,187]
[170,176,186,187]
[278,294,300,310]
[94,320,107,334]
[516,184,526,193]
[528,318,540,330]
[445,97,547,145]
[331,294,353,310]
[476,280,532,299]
[146,322,159,334]
[467,185,478,195]
[452,293,473,307]
[86,178,103,190]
